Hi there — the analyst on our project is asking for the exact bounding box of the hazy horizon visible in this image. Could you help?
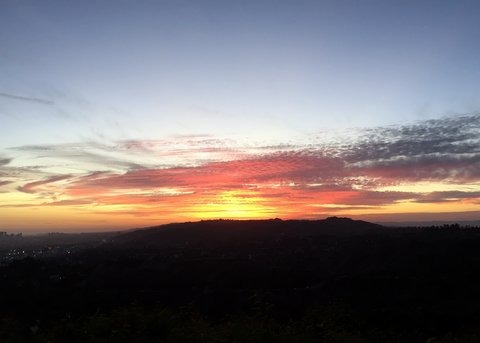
[3,212,480,235]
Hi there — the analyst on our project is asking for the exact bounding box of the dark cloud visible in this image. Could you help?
[349,154,480,182]
[0,158,12,167]
[339,190,415,206]
[0,180,12,187]
[345,114,480,162]
[313,205,379,212]
[337,114,480,184]
[413,191,480,203]
[12,145,54,151]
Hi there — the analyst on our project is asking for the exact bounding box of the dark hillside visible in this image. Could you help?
[2,218,480,342]
[111,217,384,249]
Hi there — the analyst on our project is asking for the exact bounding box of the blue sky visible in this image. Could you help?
[2,0,480,146]
[1,1,480,230]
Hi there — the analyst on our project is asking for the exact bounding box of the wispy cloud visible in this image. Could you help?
[0,180,12,187]
[10,143,146,172]
[413,191,480,203]
[3,114,480,222]
[0,92,54,105]
[0,158,12,167]
[17,174,72,194]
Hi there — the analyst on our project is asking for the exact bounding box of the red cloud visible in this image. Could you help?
[67,151,344,194]
[9,114,480,220]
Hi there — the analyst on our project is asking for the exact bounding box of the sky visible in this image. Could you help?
[1,0,480,232]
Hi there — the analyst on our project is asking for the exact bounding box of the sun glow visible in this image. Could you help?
[190,190,276,220]
[3,114,480,231]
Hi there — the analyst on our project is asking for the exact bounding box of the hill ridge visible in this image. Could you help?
[111,217,384,248]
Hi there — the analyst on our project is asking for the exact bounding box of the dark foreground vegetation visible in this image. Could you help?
[2,217,480,342]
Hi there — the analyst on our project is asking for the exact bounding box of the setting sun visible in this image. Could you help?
[190,190,275,220]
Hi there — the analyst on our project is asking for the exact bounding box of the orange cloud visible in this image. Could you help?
[2,114,480,230]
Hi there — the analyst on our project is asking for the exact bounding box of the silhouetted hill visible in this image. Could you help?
[111,217,384,248]
[4,218,480,341]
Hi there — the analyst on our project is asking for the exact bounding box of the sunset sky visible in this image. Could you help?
[1,0,480,231]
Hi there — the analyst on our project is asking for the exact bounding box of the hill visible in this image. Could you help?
[3,217,480,341]
[111,216,384,249]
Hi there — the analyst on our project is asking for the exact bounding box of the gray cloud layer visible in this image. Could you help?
[342,114,480,182]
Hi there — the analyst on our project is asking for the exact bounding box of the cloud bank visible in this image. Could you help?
[3,114,480,223]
